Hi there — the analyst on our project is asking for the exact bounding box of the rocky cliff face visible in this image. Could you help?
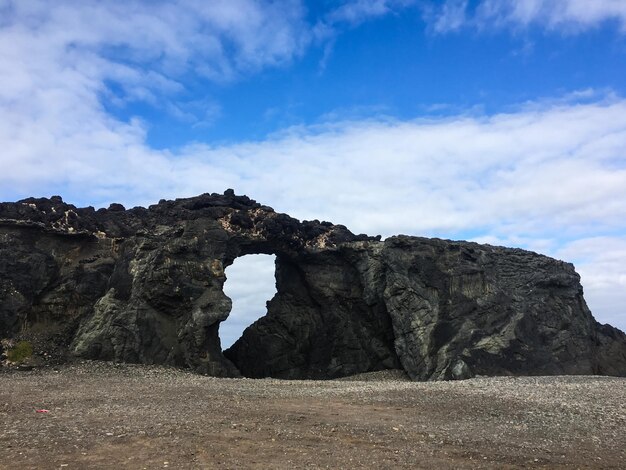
[1,190,625,379]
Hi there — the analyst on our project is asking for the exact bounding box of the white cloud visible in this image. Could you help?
[432,0,468,33]
[0,0,312,138]
[428,0,626,33]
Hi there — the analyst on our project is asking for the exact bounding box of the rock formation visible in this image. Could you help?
[1,190,625,380]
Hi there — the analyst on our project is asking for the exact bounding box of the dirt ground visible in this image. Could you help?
[1,362,624,469]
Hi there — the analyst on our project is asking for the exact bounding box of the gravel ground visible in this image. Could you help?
[1,362,624,469]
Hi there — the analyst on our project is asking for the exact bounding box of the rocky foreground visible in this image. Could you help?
[1,190,626,380]
[1,362,624,469]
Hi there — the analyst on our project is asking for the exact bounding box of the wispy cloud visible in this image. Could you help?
[427,0,626,33]
[311,0,415,70]
[325,0,414,25]
[431,0,468,33]
[0,0,313,133]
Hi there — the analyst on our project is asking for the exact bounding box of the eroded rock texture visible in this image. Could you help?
[1,191,625,380]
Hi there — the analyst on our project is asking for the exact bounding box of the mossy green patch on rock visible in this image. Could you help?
[7,340,33,363]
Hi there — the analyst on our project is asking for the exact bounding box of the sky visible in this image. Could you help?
[1,0,625,343]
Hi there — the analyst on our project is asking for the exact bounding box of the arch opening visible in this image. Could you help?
[220,253,277,350]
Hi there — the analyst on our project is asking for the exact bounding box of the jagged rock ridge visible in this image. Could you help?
[1,190,625,380]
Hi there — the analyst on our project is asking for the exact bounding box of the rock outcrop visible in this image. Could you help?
[1,191,625,380]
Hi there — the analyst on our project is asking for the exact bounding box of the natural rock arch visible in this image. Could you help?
[1,190,625,379]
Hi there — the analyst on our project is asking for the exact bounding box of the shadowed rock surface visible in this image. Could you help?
[1,190,625,380]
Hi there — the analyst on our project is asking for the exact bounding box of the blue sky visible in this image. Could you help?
[1,0,626,342]
[109,1,626,148]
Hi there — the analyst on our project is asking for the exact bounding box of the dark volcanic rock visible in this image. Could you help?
[379,236,621,379]
[1,191,625,379]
